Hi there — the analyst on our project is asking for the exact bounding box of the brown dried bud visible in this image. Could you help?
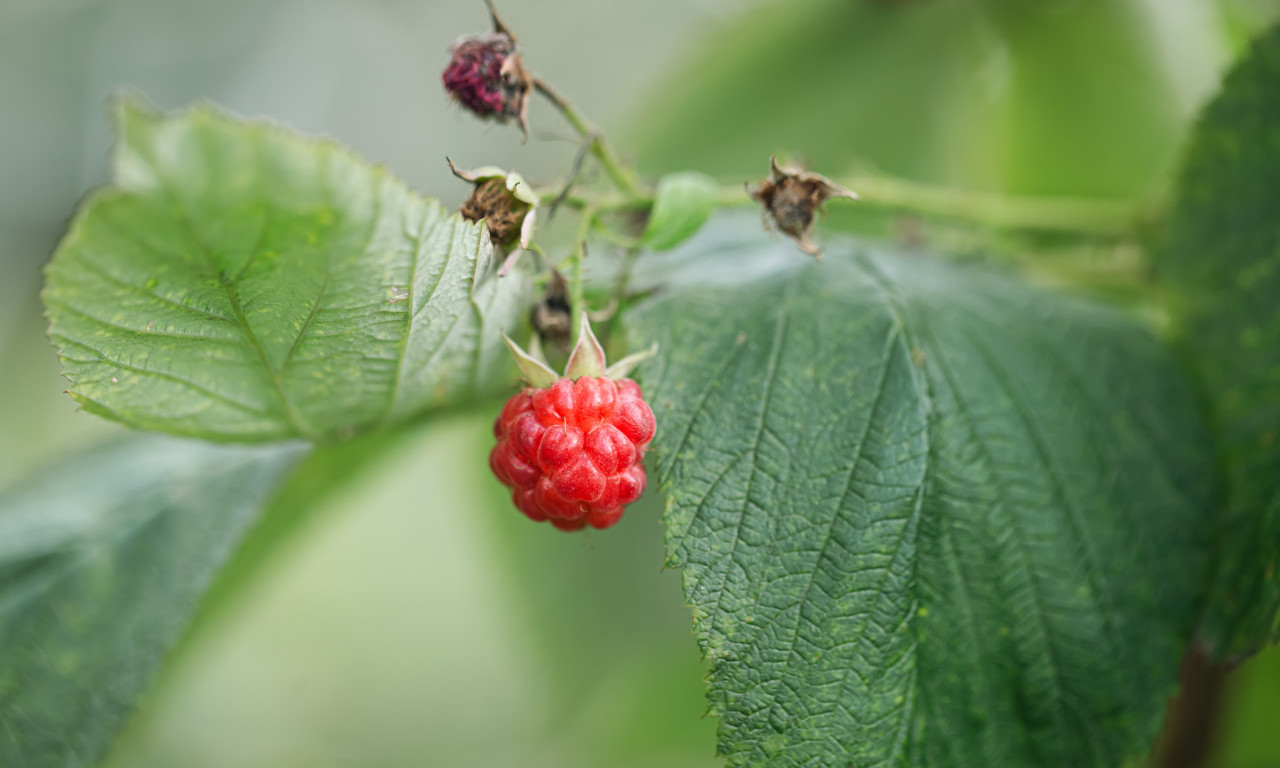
[747,156,857,259]
[449,159,539,276]
[531,270,572,352]
[441,3,532,136]
[460,178,529,247]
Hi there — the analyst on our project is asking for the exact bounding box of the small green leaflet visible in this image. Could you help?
[0,437,304,768]
[44,98,528,443]
[641,171,719,250]
[1157,22,1280,658]
[628,224,1215,768]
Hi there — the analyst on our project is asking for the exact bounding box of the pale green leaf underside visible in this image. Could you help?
[0,437,304,768]
[628,226,1214,768]
[44,99,527,443]
[1157,23,1280,657]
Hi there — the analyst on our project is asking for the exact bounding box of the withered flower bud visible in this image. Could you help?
[441,3,532,136]
[531,270,572,352]
[449,159,539,276]
[747,156,857,259]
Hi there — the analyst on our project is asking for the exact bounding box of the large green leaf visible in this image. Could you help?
[0,436,304,768]
[44,99,528,443]
[1157,23,1280,657]
[627,223,1215,768]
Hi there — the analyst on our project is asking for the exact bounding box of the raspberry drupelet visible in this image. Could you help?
[490,315,658,531]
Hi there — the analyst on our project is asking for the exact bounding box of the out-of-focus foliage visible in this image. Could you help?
[634,0,1223,200]
[0,437,303,768]
[1157,22,1280,659]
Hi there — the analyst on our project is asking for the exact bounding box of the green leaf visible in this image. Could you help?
[0,436,304,768]
[1156,23,1280,657]
[641,171,719,251]
[627,224,1215,768]
[43,98,528,443]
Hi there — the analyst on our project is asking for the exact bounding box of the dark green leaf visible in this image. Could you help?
[0,436,304,768]
[642,171,719,251]
[44,98,528,443]
[1157,22,1280,657]
[627,223,1214,768]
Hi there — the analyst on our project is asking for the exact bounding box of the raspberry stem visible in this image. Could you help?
[567,205,596,350]
[545,178,1137,239]
[532,77,643,198]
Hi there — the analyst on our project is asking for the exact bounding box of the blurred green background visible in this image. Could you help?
[2,0,1280,766]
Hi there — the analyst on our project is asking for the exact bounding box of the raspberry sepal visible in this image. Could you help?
[502,332,558,388]
[564,313,608,379]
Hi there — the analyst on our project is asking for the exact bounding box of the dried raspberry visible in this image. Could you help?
[747,156,857,259]
[490,315,658,531]
[447,160,540,276]
[491,376,653,530]
[441,4,531,136]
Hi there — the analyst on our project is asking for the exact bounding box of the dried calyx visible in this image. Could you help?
[441,1,532,136]
[747,156,858,259]
[530,270,572,352]
[449,159,538,276]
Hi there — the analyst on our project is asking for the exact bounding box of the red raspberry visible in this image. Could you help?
[490,376,655,531]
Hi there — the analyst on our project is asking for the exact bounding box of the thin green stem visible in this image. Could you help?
[840,175,1138,237]
[541,176,1139,238]
[526,241,559,276]
[533,77,643,198]
[592,224,642,250]
[537,192,649,213]
[568,206,596,348]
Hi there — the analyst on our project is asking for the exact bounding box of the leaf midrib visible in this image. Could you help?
[147,127,321,442]
[214,268,318,440]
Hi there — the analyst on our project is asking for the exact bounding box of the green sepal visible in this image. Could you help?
[502,332,559,388]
